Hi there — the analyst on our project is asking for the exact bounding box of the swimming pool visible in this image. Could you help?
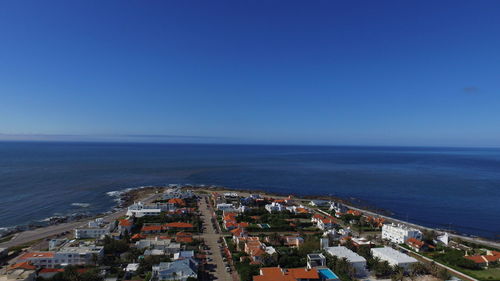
[318,268,338,280]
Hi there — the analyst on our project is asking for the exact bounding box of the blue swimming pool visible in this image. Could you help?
[318,268,338,280]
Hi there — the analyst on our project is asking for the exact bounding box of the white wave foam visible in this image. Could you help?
[71,202,90,208]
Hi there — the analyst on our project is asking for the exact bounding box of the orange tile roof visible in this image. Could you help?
[407,238,425,248]
[168,198,186,206]
[287,268,319,279]
[254,267,319,281]
[9,261,36,270]
[465,255,487,264]
[19,252,55,260]
[119,219,133,226]
[141,225,163,232]
[295,208,308,213]
[131,233,147,240]
[165,222,194,228]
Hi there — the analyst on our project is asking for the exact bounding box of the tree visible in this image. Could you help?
[409,262,429,277]
[390,266,404,281]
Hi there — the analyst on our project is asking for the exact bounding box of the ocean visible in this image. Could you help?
[0,141,499,239]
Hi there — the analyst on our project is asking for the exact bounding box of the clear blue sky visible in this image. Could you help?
[1,0,500,146]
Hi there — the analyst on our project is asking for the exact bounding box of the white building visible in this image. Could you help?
[325,246,366,276]
[371,247,418,270]
[265,202,285,213]
[307,253,326,269]
[74,218,114,239]
[126,202,162,218]
[435,232,449,246]
[382,223,422,244]
[216,203,236,211]
[19,242,104,268]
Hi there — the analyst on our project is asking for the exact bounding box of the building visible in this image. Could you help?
[406,238,428,252]
[309,200,330,207]
[135,238,181,254]
[435,232,449,246]
[371,247,418,270]
[382,223,422,244]
[325,246,366,276]
[74,218,114,239]
[18,243,104,268]
[126,202,162,218]
[118,219,133,235]
[307,253,326,269]
[216,203,236,211]
[465,250,500,268]
[152,258,198,281]
[253,267,320,281]
[265,202,285,213]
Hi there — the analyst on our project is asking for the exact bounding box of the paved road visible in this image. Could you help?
[0,192,158,250]
[198,197,233,281]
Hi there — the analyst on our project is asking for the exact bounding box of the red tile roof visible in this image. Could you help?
[168,198,186,206]
[165,222,194,228]
[254,267,319,281]
[119,219,133,227]
[9,261,36,270]
[141,225,163,232]
[19,252,55,260]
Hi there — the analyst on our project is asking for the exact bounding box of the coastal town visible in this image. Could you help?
[1,186,499,281]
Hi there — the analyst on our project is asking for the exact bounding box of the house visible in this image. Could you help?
[174,250,195,260]
[307,253,326,269]
[216,203,236,211]
[311,214,336,230]
[253,267,320,281]
[244,240,267,264]
[118,219,133,235]
[164,222,194,231]
[265,202,285,213]
[435,232,449,246]
[329,202,347,213]
[317,217,336,230]
[231,227,248,239]
[152,258,198,281]
[135,237,181,254]
[176,232,194,243]
[406,238,428,252]
[465,251,500,268]
[382,223,422,244]
[127,202,162,218]
[371,247,417,271]
[74,218,114,239]
[325,246,366,276]
[167,198,186,207]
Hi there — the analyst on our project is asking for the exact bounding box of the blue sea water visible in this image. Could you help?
[0,141,499,239]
